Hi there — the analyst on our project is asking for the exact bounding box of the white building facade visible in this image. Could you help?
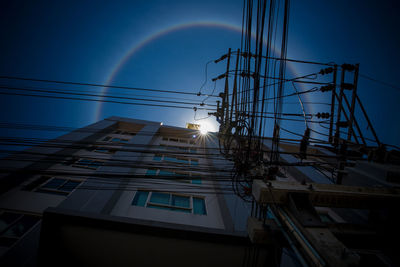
[0,116,255,267]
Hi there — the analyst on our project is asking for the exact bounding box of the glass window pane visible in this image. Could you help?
[146,169,157,176]
[191,178,202,184]
[153,154,162,161]
[41,178,65,189]
[0,212,21,233]
[132,191,149,207]
[193,198,206,215]
[150,192,170,205]
[171,195,190,208]
[164,156,177,162]
[148,204,171,211]
[176,158,189,164]
[159,170,174,176]
[191,160,199,166]
[59,180,80,192]
[3,215,40,238]
[77,159,91,165]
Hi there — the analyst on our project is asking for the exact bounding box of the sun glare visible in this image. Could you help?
[199,120,216,135]
[200,125,209,135]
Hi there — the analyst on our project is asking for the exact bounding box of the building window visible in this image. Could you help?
[35,177,82,196]
[102,136,130,143]
[111,137,129,143]
[131,191,206,215]
[72,158,104,169]
[158,144,197,153]
[153,154,199,166]
[161,137,196,145]
[0,211,40,248]
[145,168,201,184]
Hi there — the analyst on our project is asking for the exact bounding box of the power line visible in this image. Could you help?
[0,75,219,97]
[0,91,212,111]
[0,85,216,107]
[359,73,400,91]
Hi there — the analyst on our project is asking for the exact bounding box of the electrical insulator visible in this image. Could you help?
[341,63,355,71]
[316,112,330,119]
[214,54,228,63]
[212,74,226,82]
[319,67,333,75]
[341,83,355,90]
[320,84,335,92]
[241,52,257,58]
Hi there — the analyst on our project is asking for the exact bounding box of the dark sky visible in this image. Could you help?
[0,0,399,149]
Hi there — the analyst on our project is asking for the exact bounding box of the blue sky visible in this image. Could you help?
[0,0,399,149]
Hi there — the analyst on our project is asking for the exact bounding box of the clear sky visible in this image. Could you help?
[0,0,399,150]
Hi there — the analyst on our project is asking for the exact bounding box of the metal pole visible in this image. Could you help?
[356,95,381,146]
[329,65,338,143]
[347,64,359,141]
[334,67,346,146]
[222,48,231,125]
[342,94,365,145]
[230,49,240,122]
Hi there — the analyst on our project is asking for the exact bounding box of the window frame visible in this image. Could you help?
[93,146,117,154]
[161,136,197,145]
[158,144,197,154]
[102,135,130,143]
[153,154,199,166]
[145,168,201,184]
[34,176,83,196]
[131,190,206,215]
[71,158,104,170]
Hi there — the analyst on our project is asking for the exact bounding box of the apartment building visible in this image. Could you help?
[0,116,265,267]
[2,115,388,266]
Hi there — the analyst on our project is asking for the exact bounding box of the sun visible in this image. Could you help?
[200,125,209,135]
[199,120,215,135]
